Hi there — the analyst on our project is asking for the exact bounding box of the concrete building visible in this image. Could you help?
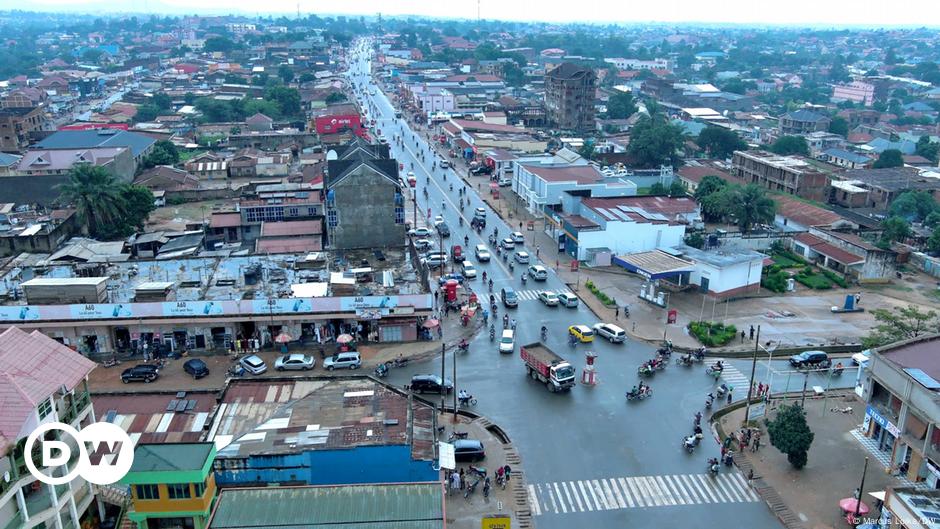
[675,244,766,299]
[409,84,455,113]
[863,334,940,487]
[831,81,875,107]
[12,147,135,182]
[121,443,218,529]
[731,150,832,202]
[835,167,940,210]
[34,129,156,171]
[544,62,596,133]
[778,109,830,135]
[791,228,897,280]
[0,106,48,153]
[604,57,671,71]
[881,487,940,528]
[0,326,98,529]
[822,148,871,169]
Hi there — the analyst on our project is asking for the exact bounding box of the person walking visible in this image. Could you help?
[740,330,745,343]
[450,470,461,494]
[536,245,540,258]
[615,306,619,320]
[757,382,765,397]
[752,434,761,453]
[727,386,734,404]
[459,468,466,489]
[749,325,755,340]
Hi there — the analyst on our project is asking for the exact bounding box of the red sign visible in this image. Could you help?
[667,310,678,324]
[314,113,366,137]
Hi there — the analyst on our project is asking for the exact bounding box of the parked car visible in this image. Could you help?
[408,374,453,394]
[240,354,268,375]
[275,353,315,371]
[121,365,159,384]
[538,291,559,306]
[514,251,530,264]
[568,325,595,343]
[789,350,831,369]
[852,350,871,366]
[421,254,447,269]
[593,323,627,343]
[511,231,525,243]
[500,238,515,250]
[497,177,512,187]
[413,238,434,251]
[501,287,518,308]
[557,292,579,308]
[528,265,548,281]
[438,273,466,285]
[452,439,486,462]
[409,227,432,238]
[183,359,210,379]
[323,351,361,370]
[470,165,493,176]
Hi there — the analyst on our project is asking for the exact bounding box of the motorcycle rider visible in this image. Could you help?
[712,360,724,373]
[464,235,470,246]
[521,273,527,285]
[458,389,472,406]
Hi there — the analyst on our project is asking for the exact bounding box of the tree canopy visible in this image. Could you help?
[873,149,904,169]
[767,403,815,469]
[605,91,637,120]
[141,140,180,169]
[879,216,912,248]
[863,305,940,348]
[889,190,939,222]
[769,135,810,156]
[696,126,748,159]
[828,116,849,137]
[56,166,155,239]
[626,116,686,168]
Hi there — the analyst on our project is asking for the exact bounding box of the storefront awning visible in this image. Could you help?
[613,250,695,280]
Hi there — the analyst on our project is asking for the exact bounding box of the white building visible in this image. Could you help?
[675,245,765,298]
[410,85,455,113]
[0,327,99,529]
[604,58,671,71]
[831,81,875,107]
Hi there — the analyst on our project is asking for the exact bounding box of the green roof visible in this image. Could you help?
[208,483,444,529]
[129,443,215,473]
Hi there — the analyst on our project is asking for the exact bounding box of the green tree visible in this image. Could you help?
[925,211,940,228]
[265,86,302,117]
[151,92,172,111]
[184,92,196,105]
[697,126,748,159]
[729,184,776,232]
[669,180,686,197]
[769,135,809,156]
[134,103,161,123]
[879,216,912,248]
[889,190,939,222]
[627,116,686,168]
[278,64,294,84]
[577,142,595,160]
[56,165,128,237]
[928,226,940,254]
[298,72,317,83]
[325,92,347,104]
[205,36,238,53]
[915,136,939,163]
[81,48,105,64]
[828,116,849,137]
[605,91,637,119]
[684,232,705,249]
[142,140,180,168]
[873,149,904,169]
[502,62,526,87]
[862,305,940,348]
[767,403,815,469]
[244,99,281,119]
[648,182,667,195]
[693,175,728,201]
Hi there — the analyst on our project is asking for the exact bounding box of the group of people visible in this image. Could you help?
[446,465,512,494]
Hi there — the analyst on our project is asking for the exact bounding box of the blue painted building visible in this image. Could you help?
[211,378,439,487]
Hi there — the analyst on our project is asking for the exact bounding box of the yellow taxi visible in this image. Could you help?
[568,324,595,343]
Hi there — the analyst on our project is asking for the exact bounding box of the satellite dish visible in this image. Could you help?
[326,150,338,161]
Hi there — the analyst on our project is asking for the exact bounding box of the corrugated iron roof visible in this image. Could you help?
[208,483,444,529]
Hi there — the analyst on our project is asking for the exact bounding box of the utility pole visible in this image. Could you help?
[453,342,458,421]
[440,343,446,413]
[854,457,869,523]
[743,325,760,426]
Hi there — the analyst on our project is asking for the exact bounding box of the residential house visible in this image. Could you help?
[773,194,854,231]
[0,106,48,153]
[244,112,273,132]
[14,147,135,181]
[121,443,218,529]
[779,109,831,135]
[791,228,897,280]
[134,166,200,192]
[731,150,832,202]
[228,149,291,178]
[34,129,157,170]
[255,219,323,254]
[831,81,875,107]
[675,244,766,299]
[676,162,741,193]
[544,62,596,133]
[185,152,229,180]
[0,326,98,529]
[835,167,940,210]
[805,131,846,157]
[822,148,871,170]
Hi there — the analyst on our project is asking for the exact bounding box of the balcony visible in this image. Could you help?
[58,388,91,425]
[23,483,70,518]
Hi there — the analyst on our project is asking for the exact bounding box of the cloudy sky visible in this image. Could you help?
[15,0,940,27]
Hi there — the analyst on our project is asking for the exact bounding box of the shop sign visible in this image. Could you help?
[340,296,398,311]
[866,405,901,437]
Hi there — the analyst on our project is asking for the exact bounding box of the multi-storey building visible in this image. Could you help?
[0,107,47,153]
[544,63,596,133]
[778,109,831,135]
[731,150,832,202]
[831,81,876,107]
[0,326,98,529]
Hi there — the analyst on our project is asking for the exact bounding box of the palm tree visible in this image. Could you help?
[57,165,128,237]
[731,185,776,233]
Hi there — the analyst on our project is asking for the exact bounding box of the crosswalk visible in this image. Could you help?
[527,471,759,516]
[505,289,576,302]
[712,357,750,388]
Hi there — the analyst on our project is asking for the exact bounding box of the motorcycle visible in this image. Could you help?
[457,341,470,354]
[657,346,673,357]
[707,459,720,476]
[705,396,714,409]
[540,327,548,341]
[509,261,515,272]
[521,274,527,285]
[637,364,655,377]
[391,357,409,368]
[102,356,121,368]
[706,365,723,378]
[650,358,666,371]
[227,364,246,377]
[448,431,469,442]
[458,393,478,407]
[489,325,496,341]
[374,363,389,378]
[716,383,730,398]
[683,437,697,454]
[675,355,693,367]
[691,349,706,362]
[626,387,652,401]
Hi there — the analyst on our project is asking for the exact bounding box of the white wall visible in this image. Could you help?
[576,221,685,259]
[688,259,763,294]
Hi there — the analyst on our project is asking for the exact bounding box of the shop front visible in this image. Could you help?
[864,404,900,456]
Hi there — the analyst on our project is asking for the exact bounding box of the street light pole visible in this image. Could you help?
[854,457,869,522]
[440,343,446,413]
[743,325,761,426]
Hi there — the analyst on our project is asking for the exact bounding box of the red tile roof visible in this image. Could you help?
[793,233,865,265]
[255,236,322,254]
[525,165,603,184]
[210,212,242,229]
[260,220,323,237]
[676,164,740,185]
[774,195,844,227]
[583,196,699,217]
[0,327,96,440]
[92,392,216,444]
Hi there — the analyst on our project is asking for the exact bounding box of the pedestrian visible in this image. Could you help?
[723,435,732,449]
[727,386,733,404]
[721,446,727,459]
[504,464,511,482]
[855,292,861,306]
[459,468,466,488]
[752,436,761,453]
[451,470,461,494]
[757,383,764,397]
[434,290,440,305]
[615,306,619,320]
[740,330,745,343]
[747,468,754,482]
[437,326,443,339]
[749,325,755,340]
[536,245,540,258]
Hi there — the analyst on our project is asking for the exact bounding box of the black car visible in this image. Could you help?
[121,365,159,383]
[408,374,454,394]
[789,350,832,369]
[436,223,451,237]
[183,358,210,379]
[452,439,486,462]
[470,165,493,176]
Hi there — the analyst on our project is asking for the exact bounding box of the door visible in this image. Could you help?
[700,277,710,293]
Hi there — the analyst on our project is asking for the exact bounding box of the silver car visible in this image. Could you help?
[275,353,315,371]
[239,354,267,375]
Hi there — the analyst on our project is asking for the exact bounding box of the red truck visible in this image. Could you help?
[520,342,576,392]
[451,245,463,263]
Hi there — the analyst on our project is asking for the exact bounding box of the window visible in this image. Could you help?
[38,398,53,419]
[135,484,160,500]
[193,481,206,497]
[327,208,339,228]
[167,483,192,499]
[395,206,405,225]
[288,207,299,217]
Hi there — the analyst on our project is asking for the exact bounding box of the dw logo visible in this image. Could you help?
[24,422,134,485]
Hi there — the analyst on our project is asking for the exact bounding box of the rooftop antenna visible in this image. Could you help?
[297,0,300,19]
[477,0,481,21]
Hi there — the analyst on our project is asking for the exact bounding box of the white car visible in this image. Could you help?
[498,177,512,187]
[473,207,486,219]
[323,351,362,370]
[461,260,478,278]
[475,244,491,261]
[593,323,627,343]
[275,353,315,371]
[239,354,267,375]
[511,232,525,243]
[434,215,445,226]
[409,227,432,237]
[501,238,515,250]
[557,292,579,308]
[538,291,559,306]
[514,251,530,264]
[528,265,548,281]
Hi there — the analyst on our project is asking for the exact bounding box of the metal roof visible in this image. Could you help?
[129,443,214,473]
[208,483,444,529]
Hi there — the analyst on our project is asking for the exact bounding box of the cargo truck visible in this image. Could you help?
[520,342,576,392]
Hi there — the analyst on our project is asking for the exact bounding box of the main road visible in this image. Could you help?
[344,42,847,528]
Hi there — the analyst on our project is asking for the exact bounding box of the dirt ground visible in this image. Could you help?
[721,394,901,529]
[146,199,236,232]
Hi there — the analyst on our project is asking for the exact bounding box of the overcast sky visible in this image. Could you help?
[16,0,940,27]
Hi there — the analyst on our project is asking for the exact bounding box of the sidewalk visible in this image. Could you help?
[718,393,906,529]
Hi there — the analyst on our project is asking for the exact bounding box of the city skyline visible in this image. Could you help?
[15,0,940,28]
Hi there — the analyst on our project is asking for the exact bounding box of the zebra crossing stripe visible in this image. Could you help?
[672,475,698,504]
[592,480,612,509]
[695,474,721,503]
[716,474,740,502]
[528,484,541,516]
[577,480,595,511]
[661,476,686,506]
[546,483,559,513]
[730,472,760,501]
[625,477,646,507]
[636,477,661,506]
[553,483,567,513]
[564,481,582,512]
[607,478,627,509]
[682,475,706,504]
[617,478,636,507]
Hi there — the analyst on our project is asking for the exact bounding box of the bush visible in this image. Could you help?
[820,268,848,288]
[795,269,833,290]
[771,251,805,268]
[688,321,738,347]
[584,280,616,306]
[762,270,789,293]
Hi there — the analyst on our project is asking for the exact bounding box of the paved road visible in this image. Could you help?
[346,42,810,529]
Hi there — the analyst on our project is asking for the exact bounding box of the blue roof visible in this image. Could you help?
[824,148,870,164]
[671,119,707,136]
[866,137,916,155]
[35,130,156,158]
[0,153,21,166]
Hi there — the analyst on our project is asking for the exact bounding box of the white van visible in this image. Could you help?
[593,323,627,343]
[499,329,515,354]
